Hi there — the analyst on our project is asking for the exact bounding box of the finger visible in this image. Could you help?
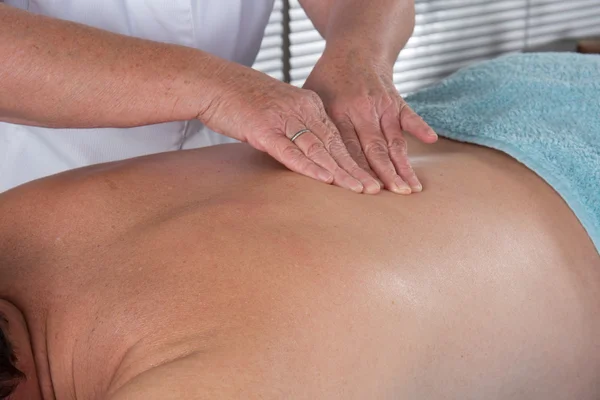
[399,103,438,144]
[350,111,411,195]
[308,118,381,194]
[285,118,364,193]
[380,111,422,192]
[291,128,364,193]
[395,155,421,193]
[333,115,383,187]
[265,133,335,184]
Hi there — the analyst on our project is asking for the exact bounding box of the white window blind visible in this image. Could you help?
[394,0,529,94]
[255,0,600,94]
[253,0,285,81]
[526,0,600,49]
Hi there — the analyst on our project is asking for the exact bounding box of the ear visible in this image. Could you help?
[0,300,42,400]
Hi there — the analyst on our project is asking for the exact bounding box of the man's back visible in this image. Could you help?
[1,140,599,399]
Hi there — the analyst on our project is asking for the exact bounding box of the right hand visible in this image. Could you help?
[198,62,381,194]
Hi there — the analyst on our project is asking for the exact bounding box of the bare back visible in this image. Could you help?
[1,139,599,399]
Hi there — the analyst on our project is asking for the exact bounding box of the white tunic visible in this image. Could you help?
[0,0,275,191]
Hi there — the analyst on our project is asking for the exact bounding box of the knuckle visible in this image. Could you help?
[281,144,303,160]
[393,155,414,173]
[255,133,275,150]
[343,137,363,155]
[324,116,342,133]
[399,102,416,119]
[400,159,415,171]
[329,107,348,120]
[326,134,348,155]
[259,127,286,142]
[331,138,349,155]
[396,156,413,169]
[348,162,367,176]
[309,91,324,105]
[319,128,336,144]
[332,114,353,130]
[300,91,328,120]
[364,141,390,158]
[380,94,395,109]
[301,90,324,108]
[249,137,267,152]
[388,139,408,154]
[354,95,376,110]
[398,164,415,175]
[380,167,398,179]
[305,141,327,159]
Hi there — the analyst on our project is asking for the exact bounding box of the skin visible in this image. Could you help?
[578,39,600,54]
[301,0,439,193]
[0,138,599,400]
[0,0,434,194]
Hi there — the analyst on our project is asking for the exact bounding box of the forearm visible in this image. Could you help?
[301,0,415,67]
[0,4,227,128]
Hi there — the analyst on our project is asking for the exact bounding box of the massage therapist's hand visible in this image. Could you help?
[302,51,438,194]
[199,62,381,194]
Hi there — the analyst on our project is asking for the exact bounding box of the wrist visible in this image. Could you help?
[190,53,230,123]
[320,42,396,79]
[322,41,397,72]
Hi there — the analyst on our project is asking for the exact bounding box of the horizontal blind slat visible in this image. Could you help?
[265,0,600,92]
[289,0,530,90]
[252,0,284,79]
[526,0,600,47]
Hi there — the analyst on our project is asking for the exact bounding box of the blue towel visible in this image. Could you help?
[405,53,600,253]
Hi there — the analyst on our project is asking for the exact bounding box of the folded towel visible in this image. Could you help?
[406,53,600,253]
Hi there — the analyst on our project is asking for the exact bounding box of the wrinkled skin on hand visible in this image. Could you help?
[200,61,381,194]
[303,50,438,194]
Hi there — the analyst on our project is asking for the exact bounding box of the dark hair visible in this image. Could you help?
[0,313,25,400]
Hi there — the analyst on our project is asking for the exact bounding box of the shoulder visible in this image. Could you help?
[0,143,273,255]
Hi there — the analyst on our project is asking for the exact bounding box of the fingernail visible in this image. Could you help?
[363,180,381,195]
[412,182,423,192]
[350,181,364,193]
[318,170,334,183]
[392,177,411,195]
[345,177,364,193]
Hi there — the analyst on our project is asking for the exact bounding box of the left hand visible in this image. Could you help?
[303,51,438,194]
